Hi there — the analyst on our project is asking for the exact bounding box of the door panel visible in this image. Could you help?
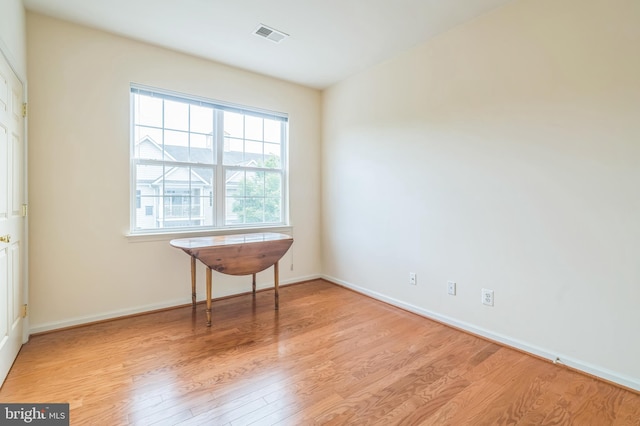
[0,52,24,385]
[0,125,6,219]
[12,132,22,215]
[0,248,7,343]
[11,243,21,329]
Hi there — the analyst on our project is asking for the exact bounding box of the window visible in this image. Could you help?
[130,85,288,233]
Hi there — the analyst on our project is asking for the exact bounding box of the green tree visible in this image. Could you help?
[233,156,281,223]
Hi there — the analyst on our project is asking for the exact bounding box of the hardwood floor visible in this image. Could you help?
[1,280,638,425]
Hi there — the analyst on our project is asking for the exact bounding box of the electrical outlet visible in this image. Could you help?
[481,288,494,306]
[409,272,417,285]
[447,281,456,295]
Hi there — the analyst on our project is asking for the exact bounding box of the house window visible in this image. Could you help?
[130,85,288,233]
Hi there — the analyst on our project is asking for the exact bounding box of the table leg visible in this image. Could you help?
[252,273,256,294]
[274,261,279,310]
[191,256,197,308]
[206,267,212,327]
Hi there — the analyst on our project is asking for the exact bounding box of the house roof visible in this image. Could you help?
[136,136,274,187]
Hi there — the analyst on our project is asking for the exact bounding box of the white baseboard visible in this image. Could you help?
[29,298,191,334]
[29,274,322,335]
[323,274,640,392]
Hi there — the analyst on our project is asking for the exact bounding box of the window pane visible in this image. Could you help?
[265,171,282,222]
[165,130,188,148]
[190,137,214,164]
[164,99,189,131]
[224,168,281,226]
[163,192,189,220]
[190,133,208,149]
[226,169,244,197]
[135,196,160,230]
[136,164,164,189]
[220,113,281,169]
[226,197,267,225]
[245,171,264,196]
[224,111,244,138]
[158,166,214,192]
[199,196,214,226]
[226,197,243,225]
[265,198,281,223]
[223,137,244,166]
[244,198,264,223]
[265,172,281,197]
[190,105,213,134]
[162,166,190,196]
[264,143,281,168]
[135,126,163,147]
[226,169,252,225]
[134,94,162,127]
[245,115,263,141]
[245,141,263,167]
[190,167,215,226]
[156,174,213,228]
[245,140,263,155]
[264,119,281,143]
[192,166,214,195]
[134,128,164,160]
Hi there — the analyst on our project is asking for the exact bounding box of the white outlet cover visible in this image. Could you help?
[481,288,494,306]
[409,272,417,285]
[447,281,456,295]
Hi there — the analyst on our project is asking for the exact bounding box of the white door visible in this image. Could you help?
[0,52,25,385]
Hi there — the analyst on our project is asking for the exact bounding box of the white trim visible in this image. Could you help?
[21,78,29,345]
[0,39,26,83]
[125,225,293,243]
[28,274,321,334]
[323,274,640,392]
[29,298,191,335]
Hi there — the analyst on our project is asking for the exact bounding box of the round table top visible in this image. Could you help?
[170,232,292,250]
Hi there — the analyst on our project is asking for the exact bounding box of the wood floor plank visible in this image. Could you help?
[538,373,632,426]
[468,359,559,424]
[1,280,637,425]
[310,334,487,424]
[269,392,345,426]
[396,350,540,423]
[613,392,640,426]
[368,344,501,425]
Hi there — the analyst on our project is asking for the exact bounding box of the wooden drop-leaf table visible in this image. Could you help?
[170,232,294,326]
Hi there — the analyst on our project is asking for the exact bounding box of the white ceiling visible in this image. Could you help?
[23,0,515,89]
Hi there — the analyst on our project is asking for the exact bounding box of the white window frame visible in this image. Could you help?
[129,84,289,235]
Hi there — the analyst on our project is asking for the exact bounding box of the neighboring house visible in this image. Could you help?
[134,136,264,230]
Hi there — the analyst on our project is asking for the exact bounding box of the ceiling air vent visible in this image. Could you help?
[253,24,289,43]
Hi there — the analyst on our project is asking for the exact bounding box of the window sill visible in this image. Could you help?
[125,225,293,243]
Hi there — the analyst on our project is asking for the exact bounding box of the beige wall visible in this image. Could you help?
[27,13,322,331]
[322,0,640,389]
